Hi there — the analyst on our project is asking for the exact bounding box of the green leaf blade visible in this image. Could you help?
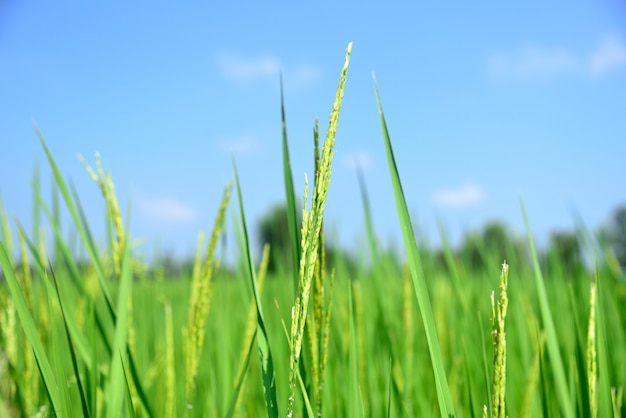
[0,243,64,416]
[521,202,575,418]
[374,80,455,418]
[233,159,279,418]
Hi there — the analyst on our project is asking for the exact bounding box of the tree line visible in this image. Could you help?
[256,203,626,279]
[7,203,621,282]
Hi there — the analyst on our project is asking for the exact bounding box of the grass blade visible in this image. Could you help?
[120,353,136,418]
[373,78,455,417]
[225,327,257,418]
[521,201,574,418]
[280,76,302,290]
[36,128,116,315]
[51,266,92,418]
[462,339,478,418]
[0,243,64,415]
[275,297,316,418]
[348,281,364,417]
[595,271,615,417]
[387,358,394,418]
[297,364,316,418]
[233,158,279,418]
[105,220,133,418]
[17,211,95,368]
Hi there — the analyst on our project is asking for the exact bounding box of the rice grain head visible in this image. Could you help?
[287,42,352,417]
[491,261,509,418]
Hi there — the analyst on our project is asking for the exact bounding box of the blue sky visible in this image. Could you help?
[1,2,625,261]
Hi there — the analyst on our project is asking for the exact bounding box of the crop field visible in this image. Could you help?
[0,43,625,417]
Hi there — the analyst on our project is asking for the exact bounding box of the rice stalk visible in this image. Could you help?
[587,277,598,418]
[308,116,337,417]
[288,174,311,414]
[232,243,270,414]
[104,217,134,418]
[272,293,316,418]
[75,297,87,329]
[384,358,394,417]
[36,289,50,349]
[348,281,364,417]
[78,153,125,276]
[312,117,326,346]
[183,183,232,408]
[225,328,257,418]
[307,120,323,414]
[0,298,17,376]
[79,153,145,413]
[352,278,368,414]
[490,261,509,418]
[17,231,33,310]
[0,195,14,258]
[0,243,64,415]
[520,329,544,418]
[461,338,478,418]
[188,231,206,326]
[448,352,464,410]
[17,230,38,415]
[38,139,116,321]
[164,301,176,418]
[50,266,91,418]
[306,310,320,412]
[611,387,623,418]
[287,42,352,417]
[357,168,404,413]
[319,268,335,415]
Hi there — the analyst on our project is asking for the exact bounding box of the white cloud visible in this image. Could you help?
[488,46,578,80]
[588,35,626,76]
[217,53,281,81]
[343,150,373,171]
[216,52,322,88]
[289,63,323,88]
[218,134,262,156]
[136,196,197,223]
[433,181,484,208]
[488,34,626,80]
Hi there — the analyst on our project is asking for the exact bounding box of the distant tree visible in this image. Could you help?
[256,203,357,276]
[546,230,582,277]
[459,233,484,272]
[257,203,300,274]
[459,220,527,273]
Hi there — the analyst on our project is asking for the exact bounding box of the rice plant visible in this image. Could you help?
[0,43,624,418]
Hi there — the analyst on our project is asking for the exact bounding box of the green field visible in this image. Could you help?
[0,43,624,417]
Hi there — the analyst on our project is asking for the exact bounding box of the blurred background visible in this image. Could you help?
[1,1,625,269]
